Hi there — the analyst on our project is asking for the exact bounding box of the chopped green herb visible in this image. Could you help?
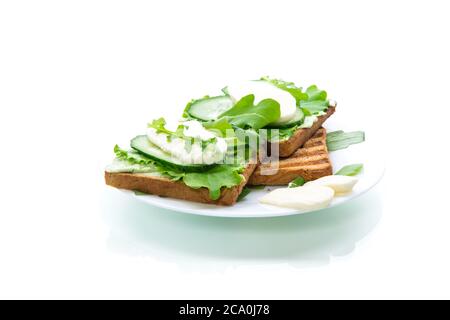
[335,164,364,176]
[184,140,193,153]
[249,185,266,190]
[237,188,252,202]
[202,137,217,150]
[288,176,306,188]
[147,118,187,141]
[326,130,365,151]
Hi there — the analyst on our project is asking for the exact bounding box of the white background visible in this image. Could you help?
[1,0,449,299]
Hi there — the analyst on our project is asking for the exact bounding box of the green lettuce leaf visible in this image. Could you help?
[203,117,235,137]
[305,85,327,101]
[218,94,280,130]
[112,145,184,179]
[106,158,159,173]
[111,145,244,199]
[108,146,158,173]
[299,85,329,114]
[265,126,299,142]
[261,77,329,117]
[147,118,175,136]
[114,145,154,165]
[182,165,244,200]
[261,76,308,104]
[204,118,248,155]
[299,100,329,114]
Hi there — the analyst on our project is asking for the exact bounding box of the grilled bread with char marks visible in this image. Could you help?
[249,128,332,186]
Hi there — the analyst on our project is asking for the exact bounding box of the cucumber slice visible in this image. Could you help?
[267,108,305,129]
[130,135,214,172]
[187,96,234,121]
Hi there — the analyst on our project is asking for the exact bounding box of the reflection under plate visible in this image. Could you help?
[101,186,382,269]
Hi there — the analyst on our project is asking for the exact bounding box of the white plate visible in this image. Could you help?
[120,123,384,218]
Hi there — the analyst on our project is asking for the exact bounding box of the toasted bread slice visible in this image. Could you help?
[249,128,332,186]
[278,106,335,157]
[105,163,257,206]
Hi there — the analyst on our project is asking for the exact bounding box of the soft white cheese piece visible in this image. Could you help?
[304,175,358,195]
[259,185,335,211]
[226,80,297,124]
[183,120,216,140]
[146,120,227,165]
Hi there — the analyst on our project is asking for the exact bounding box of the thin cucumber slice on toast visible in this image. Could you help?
[187,96,234,121]
[130,135,214,172]
[267,108,305,129]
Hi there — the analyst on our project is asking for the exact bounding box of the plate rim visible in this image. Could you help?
[114,122,384,218]
[123,166,384,218]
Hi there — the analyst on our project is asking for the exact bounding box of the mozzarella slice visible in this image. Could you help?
[259,185,335,211]
[226,81,297,124]
[304,175,358,195]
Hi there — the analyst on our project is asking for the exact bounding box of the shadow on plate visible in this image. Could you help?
[101,187,382,269]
